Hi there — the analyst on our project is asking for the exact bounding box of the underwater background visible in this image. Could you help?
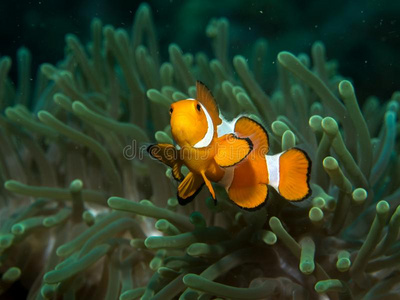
[0,0,400,299]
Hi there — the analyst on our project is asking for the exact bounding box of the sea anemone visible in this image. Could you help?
[0,3,399,299]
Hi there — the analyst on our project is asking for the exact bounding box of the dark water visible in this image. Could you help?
[1,0,399,102]
[0,1,399,299]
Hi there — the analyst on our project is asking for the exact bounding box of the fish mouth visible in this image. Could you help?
[171,115,193,130]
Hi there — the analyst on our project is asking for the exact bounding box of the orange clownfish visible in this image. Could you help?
[147,81,311,210]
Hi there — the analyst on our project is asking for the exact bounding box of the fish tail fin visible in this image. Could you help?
[269,148,311,201]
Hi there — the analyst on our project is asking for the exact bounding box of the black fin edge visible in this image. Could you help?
[229,184,269,211]
[196,80,217,105]
[177,183,205,206]
[218,135,254,168]
[147,144,173,165]
[282,147,312,202]
[172,169,183,182]
[147,144,184,182]
[234,116,270,154]
[146,144,158,159]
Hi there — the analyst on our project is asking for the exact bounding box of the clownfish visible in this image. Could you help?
[147,81,311,210]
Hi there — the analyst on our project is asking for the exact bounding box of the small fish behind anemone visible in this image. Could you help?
[147,81,312,210]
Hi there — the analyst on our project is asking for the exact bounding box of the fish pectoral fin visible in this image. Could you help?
[214,134,253,167]
[147,143,178,166]
[177,172,204,205]
[147,143,183,181]
[200,171,216,201]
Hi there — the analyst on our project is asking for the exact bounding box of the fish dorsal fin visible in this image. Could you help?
[196,81,222,127]
[234,117,269,155]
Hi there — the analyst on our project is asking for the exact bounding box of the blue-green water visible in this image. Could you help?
[2,0,399,101]
[0,1,399,299]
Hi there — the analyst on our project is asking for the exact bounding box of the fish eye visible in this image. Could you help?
[169,107,173,114]
[196,104,201,112]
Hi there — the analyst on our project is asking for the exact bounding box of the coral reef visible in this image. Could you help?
[0,3,399,299]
